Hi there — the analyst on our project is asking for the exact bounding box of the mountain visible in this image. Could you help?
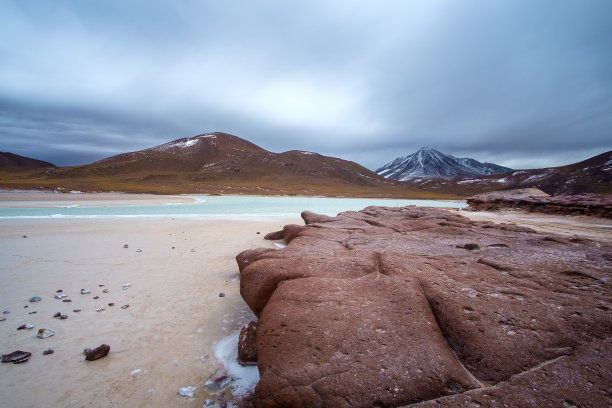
[410,150,612,196]
[376,148,512,181]
[2,132,449,198]
[0,152,55,169]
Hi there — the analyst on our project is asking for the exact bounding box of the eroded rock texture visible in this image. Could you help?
[237,206,612,407]
[467,190,612,218]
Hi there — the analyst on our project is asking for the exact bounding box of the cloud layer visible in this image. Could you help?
[1,0,611,169]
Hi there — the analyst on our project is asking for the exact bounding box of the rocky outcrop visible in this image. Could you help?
[236,206,612,407]
[466,190,612,218]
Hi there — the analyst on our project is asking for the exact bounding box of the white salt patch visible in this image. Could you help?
[178,386,196,397]
[213,330,260,397]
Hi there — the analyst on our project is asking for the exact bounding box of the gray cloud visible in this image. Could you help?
[1,0,610,170]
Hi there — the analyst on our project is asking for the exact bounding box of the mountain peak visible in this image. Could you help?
[376,149,512,181]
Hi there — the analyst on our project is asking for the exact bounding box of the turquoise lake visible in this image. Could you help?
[0,195,467,219]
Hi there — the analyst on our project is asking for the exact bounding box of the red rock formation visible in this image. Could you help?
[236,206,612,407]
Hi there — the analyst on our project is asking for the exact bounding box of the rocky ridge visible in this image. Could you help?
[467,189,612,218]
[236,206,611,407]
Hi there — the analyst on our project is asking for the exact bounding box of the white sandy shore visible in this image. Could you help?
[0,194,300,407]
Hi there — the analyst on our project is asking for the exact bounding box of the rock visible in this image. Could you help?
[62,299,72,302]
[37,328,55,338]
[236,205,612,407]
[28,311,37,315]
[2,350,31,364]
[73,309,81,312]
[22,235,27,238]
[0,317,5,322]
[122,283,131,290]
[55,293,67,299]
[237,321,258,366]
[29,296,41,302]
[102,289,109,293]
[456,243,480,250]
[177,386,196,397]
[56,289,63,293]
[124,244,128,248]
[53,312,61,318]
[96,308,105,312]
[84,344,110,361]
[218,292,225,298]
[466,190,612,218]
[204,375,232,392]
[136,249,143,253]
[121,304,129,309]
[42,349,54,355]
[60,315,68,319]
[93,296,99,299]
[17,324,33,330]
[2,310,9,314]
[80,289,91,294]
[108,303,114,307]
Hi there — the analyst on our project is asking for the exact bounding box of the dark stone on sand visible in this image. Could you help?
[42,349,54,355]
[108,303,114,306]
[236,205,612,407]
[456,243,480,250]
[29,296,41,302]
[53,312,61,318]
[17,324,32,330]
[73,309,81,312]
[2,350,31,364]
[121,304,129,309]
[84,344,110,361]
[93,296,99,299]
[56,289,62,293]
[62,299,72,302]
[2,310,9,314]
[219,292,225,298]
[237,321,258,366]
[60,315,68,319]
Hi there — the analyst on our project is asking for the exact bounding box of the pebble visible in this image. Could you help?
[122,283,131,290]
[81,289,91,294]
[102,289,109,293]
[42,349,54,355]
[24,305,29,308]
[2,310,9,314]
[2,350,31,364]
[22,235,27,238]
[136,249,143,253]
[108,303,114,307]
[56,289,63,293]
[93,296,99,300]
[96,308,105,312]
[17,324,34,330]
[84,344,110,361]
[178,386,196,397]
[37,328,55,339]
[99,284,105,287]
[29,296,42,302]
[73,309,81,313]
[53,312,61,318]
[55,293,67,299]
[124,244,129,248]
[0,317,6,322]
[60,315,68,320]
[28,311,37,315]
[62,299,72,303]
[219,293,225,298]
[121,305,129,309]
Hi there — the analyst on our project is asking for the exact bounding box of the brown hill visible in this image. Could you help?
[409,150,612,196]
[0,152,55,169]
[0,132,447,198]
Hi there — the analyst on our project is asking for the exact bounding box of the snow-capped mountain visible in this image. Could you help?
[376,148,512,181]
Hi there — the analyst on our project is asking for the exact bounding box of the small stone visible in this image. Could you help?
[96,308,105,312]
[22,235,27,238]
[62,299,72,303]
[256,231,261,234]
[121,304,129,309]
[456,243,480,250]
[204,399,214,406]
[136,249,142,253]
[42,349,54,355]
[53,312,61,318]
[2,310,9,314]
[29,296,42,302]
[23,305,28,308]
[122,283,131,289]
[73,309,81,313]
[83,348,92,355]
[55,293,67,299]
[28,311,37,315]
[93,296,99,299]
[0,317,6,322]
[81,289,91,294]
[238,321,258,366]
[2,350,31,364]
[123,244,128,248]
[84,344,110,361]
[219,293,225,298]
[191,249,196,252]
[56,289,63,293]
[204,375,232,392]
[60,315,68,320]
[37,328,55,339]
[178,386,197,397]
[17,324,34,330]
[99,284,105,287]
[102,289,109,293]
[108,303,114,307]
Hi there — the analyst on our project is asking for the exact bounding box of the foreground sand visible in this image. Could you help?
[0,191,195,207]
[0,215,299,407]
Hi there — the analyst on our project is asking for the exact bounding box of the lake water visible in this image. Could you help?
[0,195,467,219]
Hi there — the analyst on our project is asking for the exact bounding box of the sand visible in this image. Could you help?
[0,191,195,208]
[0,193,300,407]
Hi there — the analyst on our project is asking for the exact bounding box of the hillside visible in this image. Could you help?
[0,133,450,198]
[0,152,55,169]
[409,150,612,196]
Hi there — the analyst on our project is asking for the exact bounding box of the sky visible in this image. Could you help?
[1,0,611,170]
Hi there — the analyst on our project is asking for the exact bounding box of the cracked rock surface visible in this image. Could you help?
[236,206,612,407]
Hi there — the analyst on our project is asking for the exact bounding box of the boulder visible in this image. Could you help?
[84,344,110,361]
[238,321,258,366]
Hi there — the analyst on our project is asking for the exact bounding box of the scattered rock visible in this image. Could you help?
[96,308,105,312]
[456,243,480,250]
[2,350,31,364]
[55,293,67,299]
[2,310,9,314]
[17,324,33,330]
[237,321,258,366]
[108,303,114,307]
[93,296,99,299]
[124,244,128,248]
[204,399,215,406]
[136,249,143,253]
[60,315,68,320]
[56,289,63,293]
[23,305,28,308]
[53,312,61,318]
[42,349,54,355]
[37,328,55,339]
[256,232,261,235]
[73,309,81,313]
[98,284,104,287]
[204,375,232,392]
[62,299,72,303]
[29,296,41,302]
[28,311,36,315]
[177,386,197,397]
[81,289,91,294]
[22,235,27,238]
[122,283,131,290]
[121,305,129,309]
[102,289,109,293]
[218,292,225,298]
[84,344,110,361]
[0,317,5,322]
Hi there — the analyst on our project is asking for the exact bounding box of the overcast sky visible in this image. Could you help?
[1,0,611,170]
